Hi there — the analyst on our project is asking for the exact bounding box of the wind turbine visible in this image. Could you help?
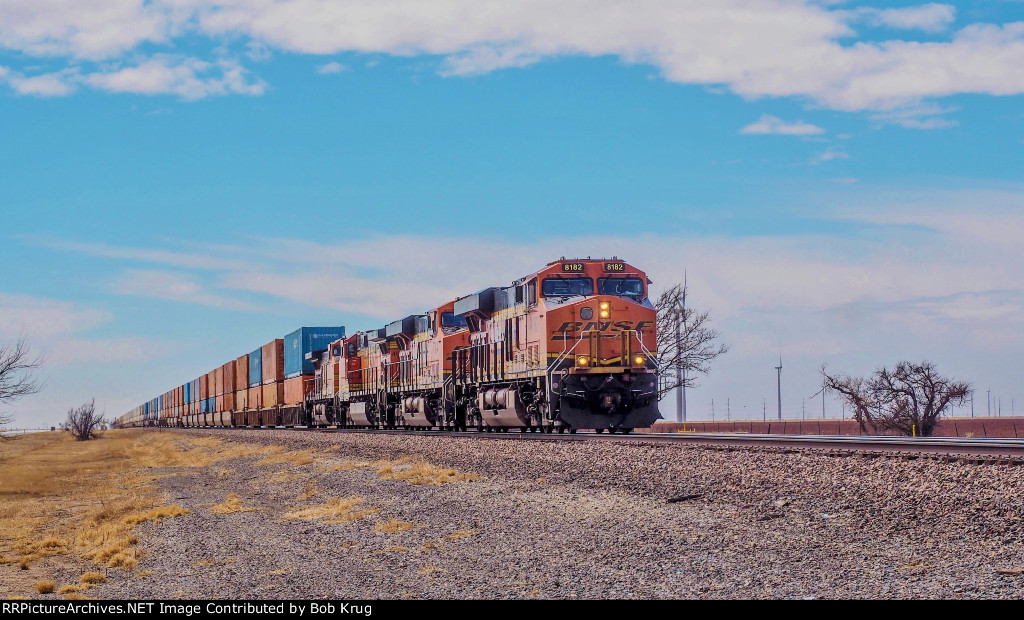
[775,355,782,421]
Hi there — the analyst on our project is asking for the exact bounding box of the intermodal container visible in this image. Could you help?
[262,382,283,407]
[235,355,249,391]
[249,348,263,387]
[200,374,209,400]
[223,361,236,396]
[236,388,248,411]
[284,327,346,379]
[248,385,263,409]
[262,339,284,384]
[184,381,191,404]
[214,366,224,396]
[283,376,311,406]
[223,392,235,413]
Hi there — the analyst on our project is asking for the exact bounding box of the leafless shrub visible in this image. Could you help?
[823,361,970,437]
[64,400,107,441]
[0,337,43,434]
[655,283,728,400]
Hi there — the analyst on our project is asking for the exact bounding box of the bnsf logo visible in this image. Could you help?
[551,320,653,339]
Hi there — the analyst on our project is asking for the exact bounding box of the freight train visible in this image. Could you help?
[114,258,661,433]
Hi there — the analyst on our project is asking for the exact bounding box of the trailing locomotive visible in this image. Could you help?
[115,257,661,433]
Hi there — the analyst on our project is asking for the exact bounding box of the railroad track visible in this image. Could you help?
[248,427,1024,458]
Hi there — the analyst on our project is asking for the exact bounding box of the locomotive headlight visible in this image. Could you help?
[600,302,609,310]
[599,301,610,318]
[634,355,645,366]
[577,355,589,366]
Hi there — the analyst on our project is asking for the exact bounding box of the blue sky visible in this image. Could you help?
[2,1,1024,426]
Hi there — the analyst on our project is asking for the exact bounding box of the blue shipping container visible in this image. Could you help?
[184,382,191,404]
[249,348,263,386]
[284,326,346,378]
[192,379,199,403]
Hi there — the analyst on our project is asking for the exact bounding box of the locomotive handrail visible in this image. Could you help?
[622,329,660,371]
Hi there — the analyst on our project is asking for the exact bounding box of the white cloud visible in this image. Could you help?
[31,237,257,270]
[740,114,825,135]
[0,0,169,60]
[0,55,266,99]
[316,61,347,74]
[811,147,849,164]
[0,2,1018,113]
[84,55,266,99]
[4,67,79,96]
[860,4,957,33]
[0,293,109,340]
[113,269,258,310]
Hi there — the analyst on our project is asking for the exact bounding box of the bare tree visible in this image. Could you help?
[655,283,729,401]
[64,399,107,441]
[823,361,970,437]
[0,337,43,435]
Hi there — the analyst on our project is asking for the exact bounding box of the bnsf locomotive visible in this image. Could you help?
[115,258,661,433]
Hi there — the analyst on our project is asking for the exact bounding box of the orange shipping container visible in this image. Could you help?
[262,339,284,384]
[248,385,263,410]
[215,395,223,413]
[223,361,236,395]
[200,374,209,400]
[223,392,235,413]
[236,389,248,411]
[235,355,249,391]
[214,366,224,396]
[262,382,283,407]
[283,376,310,406]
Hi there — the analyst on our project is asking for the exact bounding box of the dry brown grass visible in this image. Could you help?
[136,570,155,578]
[268,470,301,483]
[210,494,262,515]
[79,571,107,585]
[282,497,380,524]
[35,580,56,594]
[444,529,481,540]
[255,446,316,467]
[374,518,416,533]
[298,481,318,501]
[65,593,98,600]
[57,584,82,595]
[376,461,482,485]
[0,430,264,580]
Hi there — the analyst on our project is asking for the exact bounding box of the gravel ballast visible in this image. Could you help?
[92,429,1024,599]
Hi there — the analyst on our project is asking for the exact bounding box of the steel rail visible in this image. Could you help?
[249,427,1024,458]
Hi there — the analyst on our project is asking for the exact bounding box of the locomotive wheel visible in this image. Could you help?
[621,428,633,435]
[556,426,565,434]
[569,428,577,434]
[595,428,604,434]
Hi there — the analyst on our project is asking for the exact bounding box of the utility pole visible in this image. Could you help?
[762,398,766,422]
[711,398,715,422]
[822,385,826,419]
[727,398,730,421]
[988,388,991,417]
[970,392,974,418]
[775,356,783,421]
[802,398,805,420]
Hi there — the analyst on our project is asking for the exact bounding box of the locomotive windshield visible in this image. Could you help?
[441,311,467,328]
[542,277,594,297]
[597,277,645,297]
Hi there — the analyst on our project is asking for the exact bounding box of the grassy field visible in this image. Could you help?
[0,429,285,599]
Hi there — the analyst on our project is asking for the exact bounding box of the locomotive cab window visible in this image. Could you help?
[597,277,645,297]
[542,277,594,297]
[441,311,467,328]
